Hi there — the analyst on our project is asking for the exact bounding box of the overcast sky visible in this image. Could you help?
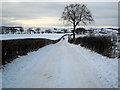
[1,2,118,28]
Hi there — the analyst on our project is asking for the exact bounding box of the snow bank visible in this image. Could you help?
[75,45,118,88]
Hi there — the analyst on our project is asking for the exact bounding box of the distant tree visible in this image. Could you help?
[75,28,86,34]
[41,31,44,34]
[62,29,68,33]
[45,29,52,33]
[27,28,33,34]
[35,28,41,34]
[1,28,5,34]
[61,3,94,40]
[19,27,24,34]
[11,29,17,34]
[54,28,57,30]
[101,28,104,31]
[118,28,120,34]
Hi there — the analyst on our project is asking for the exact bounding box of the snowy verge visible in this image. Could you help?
[0,33,66,40]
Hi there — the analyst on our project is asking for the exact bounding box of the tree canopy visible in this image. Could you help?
[61,3,94,39]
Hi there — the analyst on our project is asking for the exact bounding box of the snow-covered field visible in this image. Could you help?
[0,33,66,40]
[2,36,118,88]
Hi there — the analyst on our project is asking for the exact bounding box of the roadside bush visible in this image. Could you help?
[69,36,114,58]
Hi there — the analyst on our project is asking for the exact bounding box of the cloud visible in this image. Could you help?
[94,18,118,26]
[2,17,63,26]
[1,2,118,27]
[2,2,66,19]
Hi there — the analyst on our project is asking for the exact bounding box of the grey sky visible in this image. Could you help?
[1,2,118,28]
[1,0,119,2]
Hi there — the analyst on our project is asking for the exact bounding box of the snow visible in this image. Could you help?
[0,33,65,40]
[2,36,118,88]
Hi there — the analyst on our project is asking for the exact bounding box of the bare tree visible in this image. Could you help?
[61,3,94,40]
[36,28,41,34]
[19,27,24,34]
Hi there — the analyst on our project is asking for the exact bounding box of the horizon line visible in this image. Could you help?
[1,25,119,29]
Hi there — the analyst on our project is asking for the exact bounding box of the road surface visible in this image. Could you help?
[2,36,118,88]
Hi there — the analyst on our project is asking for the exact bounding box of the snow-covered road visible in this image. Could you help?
[2,36,118,88]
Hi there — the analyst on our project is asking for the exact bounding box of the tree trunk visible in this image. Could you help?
[73,23,76,40]
[73,30,75,40]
